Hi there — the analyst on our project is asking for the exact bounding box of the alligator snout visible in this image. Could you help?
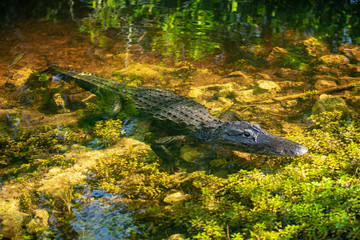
[266,135,308,157]
[287,144,308,156]
[214,121,308,157]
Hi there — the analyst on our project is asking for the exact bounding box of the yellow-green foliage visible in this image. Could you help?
[93,119,124,146]
[1,111,359,239]
[91,111,360,239]
[0,200,27,239]
[92,149,170,199]
[0,125,61,166]
[0,127,84,239]
[0,123,83,168]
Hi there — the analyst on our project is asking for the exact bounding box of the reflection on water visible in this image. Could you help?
[1,0,359,62]
[79,0,360,60]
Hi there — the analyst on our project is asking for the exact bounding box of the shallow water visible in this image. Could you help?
[0,0,359,126]
[1,1,359,79]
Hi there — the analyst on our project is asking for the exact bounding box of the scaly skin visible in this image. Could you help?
[45,66,308,158]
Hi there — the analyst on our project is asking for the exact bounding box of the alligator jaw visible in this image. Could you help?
[214,121,308,157]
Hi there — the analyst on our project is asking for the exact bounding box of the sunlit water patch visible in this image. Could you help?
[72,188,139,240]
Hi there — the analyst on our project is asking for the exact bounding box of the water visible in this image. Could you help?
[72,188,138,240]
[1,1,359,66]
[0,1,359,239]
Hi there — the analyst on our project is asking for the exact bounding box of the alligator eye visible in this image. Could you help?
[244,131,251,137]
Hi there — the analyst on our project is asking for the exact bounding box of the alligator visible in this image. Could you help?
[44,66,308,161]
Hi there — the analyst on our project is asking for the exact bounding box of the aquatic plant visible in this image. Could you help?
[89,111,360,239]
[1,109,359,239]
[22,72,62,113]
[93,118,124,146]
[0,125,61,167]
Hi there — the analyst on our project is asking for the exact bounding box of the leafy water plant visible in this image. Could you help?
[22,72,62,113]
[0,126,85,239]
[89,110,360,239]
[301,89,319,100]
[0,125,61,167]
[93,119,124,146]
[1,107,359,239]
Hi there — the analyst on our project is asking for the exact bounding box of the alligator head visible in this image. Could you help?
[213,121,308,156]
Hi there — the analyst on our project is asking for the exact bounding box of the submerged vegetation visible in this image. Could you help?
[1,110,360,239]
[87,111,360,239]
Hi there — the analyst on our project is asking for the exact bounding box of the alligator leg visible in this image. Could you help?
[151,135,194,171]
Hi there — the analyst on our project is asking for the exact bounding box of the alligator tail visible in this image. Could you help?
[44,65,127,96]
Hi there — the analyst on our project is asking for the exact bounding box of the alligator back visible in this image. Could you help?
[130,86,220,131]
[46,66,221,132]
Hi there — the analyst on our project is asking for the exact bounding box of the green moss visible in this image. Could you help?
[93,119,124,146]
[87,110,360,239]
[78,90,138,129]
[0,125,61,167]
[2,110,359,239]
[169,65,196,80]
